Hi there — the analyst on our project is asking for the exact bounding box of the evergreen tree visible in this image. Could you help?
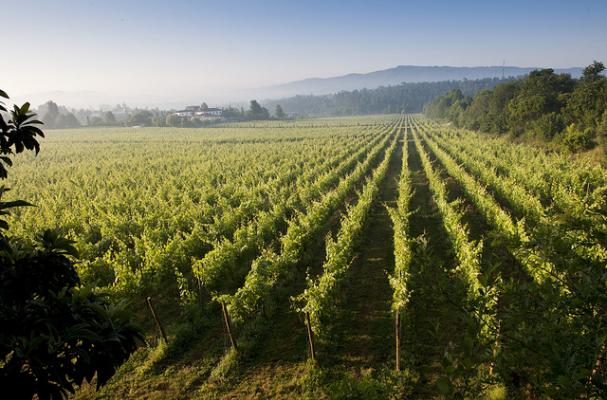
[248,100,270,120]
[104,111,116,125]
[275,104,286,119]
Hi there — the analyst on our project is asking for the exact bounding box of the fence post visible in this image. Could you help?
[395,310,401,372]
[196,277,205,310]
[220,301,238,351]
[146,296,168,344]
[305,311,316,361]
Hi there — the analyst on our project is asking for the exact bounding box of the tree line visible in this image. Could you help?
[424,61,607,152]
[36,100,289,129]
[263,77,512,117]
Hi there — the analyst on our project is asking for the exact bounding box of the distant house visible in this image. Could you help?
[201,108,222,117]
[173,106,223,119]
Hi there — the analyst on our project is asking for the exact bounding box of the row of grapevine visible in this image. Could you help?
[428,124,607,246]
[9,124,382,296]
[427,129,546,223]
[387,115,414,317]
[411,123,497,372]
[130,132,376,295]
[425,127,607,276]
[412,116,607,397]
[193,123,396,297]
[411,127,486,304]
[295,119,400,337]
[413,121,559,286]
[218,117,404,326]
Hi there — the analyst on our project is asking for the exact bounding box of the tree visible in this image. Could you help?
[247,100,270,120]
[166,113,183,127]
[88,116,105,126]
[598,109,607,157]
[221,107,244,121]
[582,60,606,80]
[563,61,607,132]
[104,111,116,125]
[42,100,60,128]
[200,102,209,111]
[0,89,143,399]
[274,104,286,119]
[265,77,508,117]
[55,112,81,128]
[127,110,153,126]
[507,68,575,137]
[424,61,607,151]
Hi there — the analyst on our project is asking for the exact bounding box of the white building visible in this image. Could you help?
[173,106,222,119]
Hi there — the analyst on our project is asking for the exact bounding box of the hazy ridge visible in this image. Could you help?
[251,65,584,99]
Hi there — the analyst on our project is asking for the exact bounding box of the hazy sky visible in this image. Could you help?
[3,0,607,107]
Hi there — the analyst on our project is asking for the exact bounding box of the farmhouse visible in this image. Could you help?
[174,105,223,119]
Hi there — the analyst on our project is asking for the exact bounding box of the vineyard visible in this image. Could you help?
[8,114,607,398]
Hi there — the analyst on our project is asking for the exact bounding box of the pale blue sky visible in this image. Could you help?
[3,0,606,106]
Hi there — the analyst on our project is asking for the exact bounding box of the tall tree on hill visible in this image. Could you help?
[42,100,60,128]
[104,111,116,125]
[248,100,270,120]
[274,104,286,119]
[564,61,607,131]
[507,68,575,138]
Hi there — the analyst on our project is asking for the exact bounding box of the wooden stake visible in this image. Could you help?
[395,310,401,372]
[489,319,501,376]
[196,277,205,309]
[221,301,238,351]
[146,296,168,344]
[589,342,606,385]
[305,311,316,361]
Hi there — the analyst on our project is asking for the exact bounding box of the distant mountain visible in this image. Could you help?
[252,65,584,99]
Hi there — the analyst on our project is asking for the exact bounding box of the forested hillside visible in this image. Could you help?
[264,77,511,116]
[424,61,607,153]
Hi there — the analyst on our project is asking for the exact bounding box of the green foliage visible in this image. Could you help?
[0,239,143,399]
[0,89,45,238]
[416,117,607,397]
[6,107,607,398]
[564,61,607,132]
[507,69,574,135]
[274,104,286,119]
[561,124,596,151]
[425,61,607,150]
[194,128,384,300]
[301,365,414,400]
[247,100,270,120]
[0,90,143,399]
[387,121,414,314]
[40,100,80,129]
[224,123,398,326]
[165,113,183,127]
[127,110,154,126]
[297,121,400,337]
[267,77,509,116]
[528,111,564,140]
